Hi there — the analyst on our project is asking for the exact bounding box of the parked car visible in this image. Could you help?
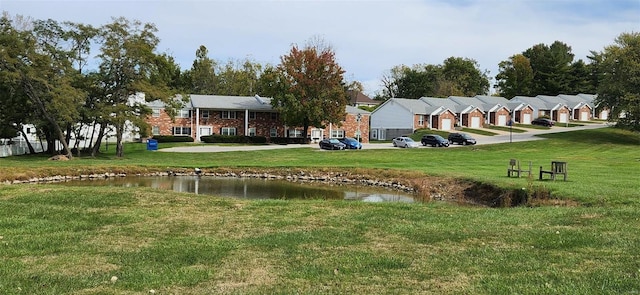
[338,137,362,149]
[421,134,449,147]
[531,117,555,127]
[447,132,476,145]
[392,137,420,148]
[319,138,346,150]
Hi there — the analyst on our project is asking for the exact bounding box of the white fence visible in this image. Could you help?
[0,139,47,157]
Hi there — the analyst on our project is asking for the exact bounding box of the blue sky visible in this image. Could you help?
[2,0,639,96]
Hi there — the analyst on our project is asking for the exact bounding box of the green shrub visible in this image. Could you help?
[270,137,310,144]
[152,135,194,143]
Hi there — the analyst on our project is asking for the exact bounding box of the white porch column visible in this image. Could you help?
[245,109,249,135]
[195,108,200,142]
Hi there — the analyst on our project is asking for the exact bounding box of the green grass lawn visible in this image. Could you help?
[0,127,639,294]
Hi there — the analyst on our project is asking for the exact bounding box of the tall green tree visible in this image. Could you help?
[0,16,83,158]
[395,64,442,98]
[379,57,489,100]
[216,58,263,96]
[595,32,640,131]
[266,40,347,139]
[523,41,574,95]
[184,45,217,94]
[495,54,534,98]
[441,57,490,96]
[97,17,183,157]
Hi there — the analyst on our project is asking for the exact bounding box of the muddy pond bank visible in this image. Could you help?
[3,166,560,207]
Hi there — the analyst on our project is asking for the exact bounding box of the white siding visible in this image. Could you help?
[370,101,414,129]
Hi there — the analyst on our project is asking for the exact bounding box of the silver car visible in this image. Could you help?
[392,136,420,148]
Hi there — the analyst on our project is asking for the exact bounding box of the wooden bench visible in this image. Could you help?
[507,159,532,178]
[539,161,567,181]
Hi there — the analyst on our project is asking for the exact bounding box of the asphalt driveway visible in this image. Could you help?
[159,123,608,153]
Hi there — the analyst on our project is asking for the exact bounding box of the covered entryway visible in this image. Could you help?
[199,127,212,140]
[311,129,323,142]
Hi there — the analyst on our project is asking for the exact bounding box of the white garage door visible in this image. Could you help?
[441,119,452,131]
[498,115,507,126]
[600,110,608,120]
[471,117,481,128]
[523,113,532,125]
[580,111,588,121]
[559,113,568,123]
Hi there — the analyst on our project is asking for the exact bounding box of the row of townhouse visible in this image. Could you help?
[370,93,605,140]
[146,94,372,143]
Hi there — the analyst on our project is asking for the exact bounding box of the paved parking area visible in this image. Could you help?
[160,123,607,153]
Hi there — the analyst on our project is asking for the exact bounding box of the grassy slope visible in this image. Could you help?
[0,127,639,294]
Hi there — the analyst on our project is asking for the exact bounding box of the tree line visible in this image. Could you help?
[0,14,352,158]
[1,13,638,160]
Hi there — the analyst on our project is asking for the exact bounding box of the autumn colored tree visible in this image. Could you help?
[266,40,347,139]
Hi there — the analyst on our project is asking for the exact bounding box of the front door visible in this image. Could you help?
[311,129,322,142]
[199,127,212,140]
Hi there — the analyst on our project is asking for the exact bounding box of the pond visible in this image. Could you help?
[59,176,418,203]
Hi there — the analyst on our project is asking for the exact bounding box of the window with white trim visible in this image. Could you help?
[249,112,256,120]
[288,129,303,138]
[177,110,190,118]
[152,126,160,135]
[221,111,236,119]
[221,127,236,136]
[172,126,191,136]
[248,128,256,136]
[152,109,160,117]
[331,129,345,138]
[270,128,278,137]
[418,115,424,126]
[201,110,210,119]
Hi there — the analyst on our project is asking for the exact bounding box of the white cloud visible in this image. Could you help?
[2,0,638,96]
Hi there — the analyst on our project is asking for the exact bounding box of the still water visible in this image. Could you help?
[61,176,417,203]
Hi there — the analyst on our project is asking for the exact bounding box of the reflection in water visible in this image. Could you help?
[61,176,416,203]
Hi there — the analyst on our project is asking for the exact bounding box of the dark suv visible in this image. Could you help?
[531,117,555,127]
[421,134,449,147]
[447,133,476,145]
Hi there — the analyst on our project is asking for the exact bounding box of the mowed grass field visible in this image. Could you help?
[0,127,639,294]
